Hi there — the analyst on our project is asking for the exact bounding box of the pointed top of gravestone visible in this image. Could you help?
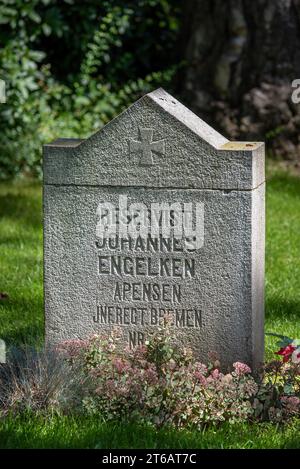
[44,87,264,190]
[146,88,228,149]
[46,88,261,152]
[45,88,229,150]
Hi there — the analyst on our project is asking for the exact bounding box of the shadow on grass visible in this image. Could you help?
[0,297,44,346]
[267,171,300,197]
[0,187,42,230]
[0,321,43,347]
[266,298,300,320]
[281,434,300,449]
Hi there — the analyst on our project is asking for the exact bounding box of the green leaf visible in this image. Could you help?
[266,332,293,347]
[42,24,52,36]
[283,384,294,395]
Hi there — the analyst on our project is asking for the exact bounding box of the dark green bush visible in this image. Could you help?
[0,0,181,179]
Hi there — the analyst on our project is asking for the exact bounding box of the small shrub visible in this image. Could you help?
[57,324,294,429]
[253,360,300,422]
[0,346,85,415]
[1,327,299,427]
[0,1,181,180]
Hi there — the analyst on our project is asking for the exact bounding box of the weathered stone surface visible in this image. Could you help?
[43,88,265,370]
[44,88,264,190]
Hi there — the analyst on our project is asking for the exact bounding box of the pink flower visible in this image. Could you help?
[144,367,158,384]
[55,338,88,358]
[194,371,207,386]
[112,357,129,374]
[275,344,296,363]
[210,369,221,379]
[194,363,208,375]
[281,396,300,414]
[291,347,300,364]
[233,362,252,376]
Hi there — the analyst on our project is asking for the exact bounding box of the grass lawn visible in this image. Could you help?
[0,414,299,449]
[0,163,299,448]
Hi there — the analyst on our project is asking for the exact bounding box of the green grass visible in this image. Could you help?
[0,181,43,346]
[265,168,300,355]
[0,165,299,448]
[0,413,299,449]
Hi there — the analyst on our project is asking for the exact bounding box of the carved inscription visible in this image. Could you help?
[94,198,204,347]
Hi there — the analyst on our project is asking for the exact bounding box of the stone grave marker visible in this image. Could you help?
[43,88,265,369]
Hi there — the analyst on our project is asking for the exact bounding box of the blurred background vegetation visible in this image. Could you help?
[0,0,181,179]
[1,0,300,180]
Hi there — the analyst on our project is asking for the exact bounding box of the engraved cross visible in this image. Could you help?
[130,127,165,165]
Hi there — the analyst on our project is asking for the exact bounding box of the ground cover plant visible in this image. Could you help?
[0,324,299,428]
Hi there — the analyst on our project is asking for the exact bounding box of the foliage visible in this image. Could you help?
[55,324,300,428]
[2,326,298,427]
[253,360,300,422]
[0,0,181,179]
[266,333,300,363]
[0,346,85,414]
[251,332,300,422]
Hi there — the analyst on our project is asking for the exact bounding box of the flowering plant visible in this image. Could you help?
[52,327,300,427]
[266,333,300,364]
[1,327,299,425]
[56,324,259,427]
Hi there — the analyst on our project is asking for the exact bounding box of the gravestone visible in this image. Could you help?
[43,88,265,370]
